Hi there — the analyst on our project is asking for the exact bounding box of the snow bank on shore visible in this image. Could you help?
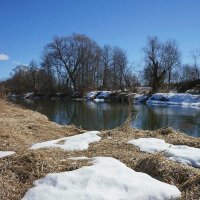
[30,131,101,151]
[0,151,15,158]
[86,91,112,102]
[147,93,200,107]
[134,94,148,103]
[86,91,98,99]
[96,91,111,98]
[128,138,200,168]
[22,157,181,200]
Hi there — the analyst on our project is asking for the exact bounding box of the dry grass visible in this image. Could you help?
[0,99,200,200]
[0,99,84,152]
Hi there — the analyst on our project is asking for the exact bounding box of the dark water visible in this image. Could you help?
[11,98,200,137]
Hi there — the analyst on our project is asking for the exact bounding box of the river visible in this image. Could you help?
[11,98,200,137]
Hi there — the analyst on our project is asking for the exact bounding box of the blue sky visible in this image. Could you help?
[0,0,200,79]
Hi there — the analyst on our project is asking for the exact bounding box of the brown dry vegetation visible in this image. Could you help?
[0,99,200,200]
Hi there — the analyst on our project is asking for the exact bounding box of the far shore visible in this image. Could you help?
[8,90,200,109]
[0,99,200,200]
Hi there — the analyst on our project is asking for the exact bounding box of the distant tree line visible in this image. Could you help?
[2,34,138,95]
[1,34,200,95]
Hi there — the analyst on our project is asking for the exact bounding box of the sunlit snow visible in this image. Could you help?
[147,93,200,107]
[22,157,181,200]
[30,131,101,151]
[0,151,15,158]
[128,138,200,167]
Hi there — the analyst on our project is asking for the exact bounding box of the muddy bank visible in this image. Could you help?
[0,99,200,200]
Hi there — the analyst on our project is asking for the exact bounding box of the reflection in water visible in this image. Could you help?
[13,99,129,130]
[11,99,200,137]
[132,105,200,137]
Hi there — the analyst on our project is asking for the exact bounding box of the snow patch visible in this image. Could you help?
[96,91,111,99]
[24,92,34,98]
[128,138,171,153]
[86,91,98,99]
[68,156,89,160]
[22,157,181,200]
[128,138,200,168]
[0,151,15,158]
[86,91,111,101]
[147,93,200,108]
[30,131,101,151]
[134,94,148,103]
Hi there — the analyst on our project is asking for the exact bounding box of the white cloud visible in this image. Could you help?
[0,54,9,61]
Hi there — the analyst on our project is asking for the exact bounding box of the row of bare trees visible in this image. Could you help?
[1,34,200,95]
[3,61,51,94]
[3,34,138,94]
[42,34,138,92]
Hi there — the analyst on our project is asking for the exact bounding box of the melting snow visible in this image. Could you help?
[86,91,111,102]
[147,93,200,107]
[96,91,111,99]
[134,94,148,103]
[30,131,101,151]
[22,157,181,200]
[0,151,15,158]
[68,157,89,160]
[128,138,200,168]
[86,91,98,99]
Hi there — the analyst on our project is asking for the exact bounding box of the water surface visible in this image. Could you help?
[11,98,200,137]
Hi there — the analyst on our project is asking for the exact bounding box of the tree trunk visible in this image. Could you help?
[168,70,171,90]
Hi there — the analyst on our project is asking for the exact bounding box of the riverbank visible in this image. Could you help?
[0,99,200,199]
[9,91,200,108]
[8,90,149,103]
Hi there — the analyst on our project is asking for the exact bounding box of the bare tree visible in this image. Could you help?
[162,40,181,88]
[190,50,200,79]
[41,51,56,93]
[29,60,39,94]
[44,34,101,92]
[112,47,128,90]
[180,64,200,81]
[101,45,113,89]
[143,36,181,93]
[123,67,139,91]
